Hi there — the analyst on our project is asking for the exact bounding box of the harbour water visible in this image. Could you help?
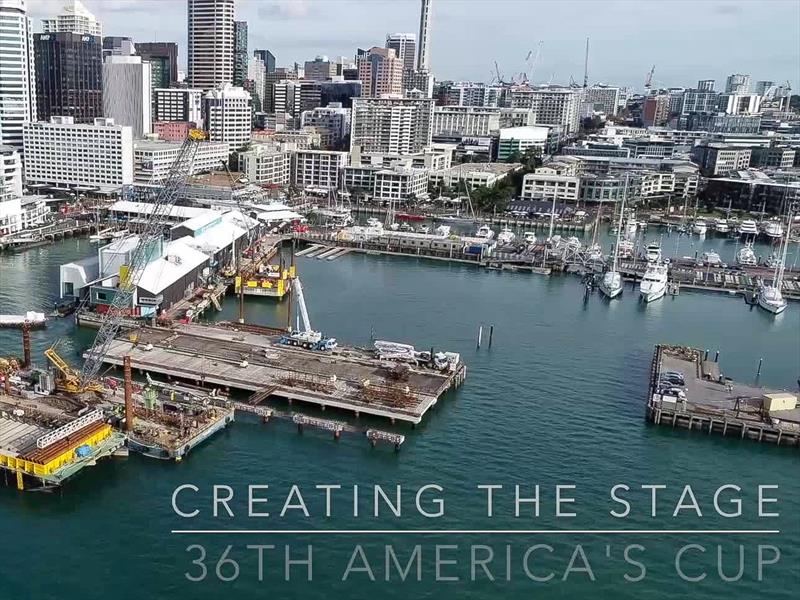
[1,238,798,599]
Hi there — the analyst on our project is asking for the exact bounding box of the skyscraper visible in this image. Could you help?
[0,0,36,151]
[103,54,152,138]
[135,42,179,88]
[356,47,403,98]
[697,79,715,92]
[385,33,416,72]
[203,84,251,153]
[254,49,275,73]
[187,0,234,89]
[42,0,101,36]
[417,0,432,71]
[233,20,247,86]
[34,31,103,123]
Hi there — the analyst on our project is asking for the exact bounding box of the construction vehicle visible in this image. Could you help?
[278,278,337,351]
[45,343,104,394]
[78,130,206,389]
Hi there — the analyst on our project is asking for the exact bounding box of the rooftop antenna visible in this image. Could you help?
[583,37,589,88]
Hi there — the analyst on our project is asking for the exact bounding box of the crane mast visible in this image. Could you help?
[293,277,313,334]
[80,133,203,386]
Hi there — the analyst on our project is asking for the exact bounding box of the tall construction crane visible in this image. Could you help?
[79,130,206,388]
[279,277,337,351]
[519,41,543,85]
[644,65,656,91]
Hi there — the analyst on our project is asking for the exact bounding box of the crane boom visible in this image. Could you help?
[293,277,312,333]
[80,133,203,386]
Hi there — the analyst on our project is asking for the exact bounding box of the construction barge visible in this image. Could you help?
[96,322,466,425]
[646,344,800,447]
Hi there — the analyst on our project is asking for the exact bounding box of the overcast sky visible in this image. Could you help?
[27,0,800,91]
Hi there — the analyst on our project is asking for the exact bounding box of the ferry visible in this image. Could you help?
[639,262,669,303]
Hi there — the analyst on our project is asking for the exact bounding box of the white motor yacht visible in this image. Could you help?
[523,231,537,245]
[645,243,661,263]
[700,250,722,266]
[762,219,783,240]
[758,284,787,315]
[693,219,708,235]
[416,225,430,234]
[713,218,729,234]
[617,239,635,259]
[496,227,516,245]
[640,262,669,303]
[735,242,757,267]
[434,224,451,237]
[475,224,495,240]
[738,219,758,237]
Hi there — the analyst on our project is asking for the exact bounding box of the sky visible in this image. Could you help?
[26,0,800,91]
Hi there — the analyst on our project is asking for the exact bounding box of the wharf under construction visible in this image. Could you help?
[97,322,466,425]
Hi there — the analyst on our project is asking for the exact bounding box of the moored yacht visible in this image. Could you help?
[700,250,722,266]
[757,207,792,316]
[762,219,783,240]
[738,219,758,237]
[475,224,495,240]
[713,218,729,234]
[735,242,757,267]
[639,261,669,303]
[645,243,661,263]
[523,231,537,245]
[496,227,516,244]
[434,224,451,237]
[692,219,708,235]
[600,175,628,300]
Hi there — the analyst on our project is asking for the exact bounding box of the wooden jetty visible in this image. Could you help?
[646,345,800,447]
[95,322,466,425]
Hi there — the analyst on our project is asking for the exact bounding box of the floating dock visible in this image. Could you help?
[96,323,466,425]
[646,345,800,446]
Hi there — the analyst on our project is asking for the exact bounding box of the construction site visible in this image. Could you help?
[0,130,467,491]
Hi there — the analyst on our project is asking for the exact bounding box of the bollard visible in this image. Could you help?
[477,325,483,349]
[714,350,720,363]
[704,349,709,361]
[757,357,763,377]
[488,326,494,349]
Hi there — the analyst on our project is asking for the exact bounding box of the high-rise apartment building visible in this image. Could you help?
[584,86,621,116]
[135,42,178,88]
[507,88,581,134]
[725,73,751,94]
[203,84,251,153]
[0,0,36,151]
[643,94,670,127]
[432,106,501,137]
[247,54,266,110]
[356,47,403,98]
[755,81,775,96]
[153,88,203,124]
[34,31,102,123]
[233,20,247,86]
[385,33,416,72]
[681,89,719,114]
[23,116,133,191]
[187,0,234,89]
[42,0,101,35]
[103,54,152,138]
[300,104,351,150]
[350,96,433,154]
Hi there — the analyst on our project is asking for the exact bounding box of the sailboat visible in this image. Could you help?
[599,177,628,299]
[757,208,792,315]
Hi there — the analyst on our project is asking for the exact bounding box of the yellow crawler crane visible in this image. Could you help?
[44,343,104,395]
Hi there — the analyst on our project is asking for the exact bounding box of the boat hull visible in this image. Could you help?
[757,296,787,315]
[599,282,623,299]
[640,286,666,303]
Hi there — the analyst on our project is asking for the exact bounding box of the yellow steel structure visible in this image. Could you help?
[235,265,296,298]
[44,344,104,395]
[0,423,112,479]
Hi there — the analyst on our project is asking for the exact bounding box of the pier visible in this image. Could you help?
[646,345,800,446]
[95,322,466,425]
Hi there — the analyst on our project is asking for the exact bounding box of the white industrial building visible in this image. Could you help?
[133,139,230,183]
[187,0,234,89]
[203,84,252,153]
[153,88,203,124]
[238,144,292,186]
[103,54,152,138]
[293,149,348,191]
[432,106,501,137]
[23,116,133,192]
[0,0,36,152]
[351,97,433,155]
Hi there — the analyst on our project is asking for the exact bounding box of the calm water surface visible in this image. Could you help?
[0,238,798,600]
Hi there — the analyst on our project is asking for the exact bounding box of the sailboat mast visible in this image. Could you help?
[613,176,627,272]
[775,207,792,288]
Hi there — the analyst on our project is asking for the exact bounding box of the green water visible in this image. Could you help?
[1,238,798,599]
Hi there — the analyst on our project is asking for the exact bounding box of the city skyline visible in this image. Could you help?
[25,0,800,91]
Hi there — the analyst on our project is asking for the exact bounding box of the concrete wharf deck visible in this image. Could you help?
[97,323,466,425]
[645,345,800,447]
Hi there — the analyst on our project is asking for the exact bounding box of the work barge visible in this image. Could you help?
[646,344,800,447]
[97,322,467,426]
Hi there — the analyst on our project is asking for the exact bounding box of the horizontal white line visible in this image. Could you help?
[171,529,781,535]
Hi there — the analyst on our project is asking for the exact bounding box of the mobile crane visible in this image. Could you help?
[278,278,337,351]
